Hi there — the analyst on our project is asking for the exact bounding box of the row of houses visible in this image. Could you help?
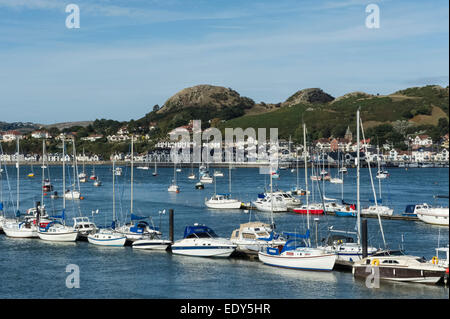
[0,154,102,162]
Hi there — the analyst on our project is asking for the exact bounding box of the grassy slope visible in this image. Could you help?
[219,86,449,140]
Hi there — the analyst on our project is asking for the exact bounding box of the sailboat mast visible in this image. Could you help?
[270,163,274,226]
[41,139,45,206]
[303,124,310,233]
[377,145,382,200]
[113,160,116,222]
[130,135,134,214]
[16,136,19,214]
[356,109,361,246]
[62,137,66,210]
[228,163,231,194]
[360,118,387,248]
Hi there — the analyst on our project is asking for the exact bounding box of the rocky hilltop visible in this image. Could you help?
[282,88,335,107]
[158,84,254,113]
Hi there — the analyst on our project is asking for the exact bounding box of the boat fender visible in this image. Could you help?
[371,259,380,266]
[431,256,439,265]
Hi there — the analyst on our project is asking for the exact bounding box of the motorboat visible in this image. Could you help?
[64,189,81,200]
[213,170,224,177]
[205,193,242,209]
[88,229,126,247]
[361,205,394,217]
[353,251,447,284]
[329,177,343,184]
[195,182,205,189]
[131,232,172,250]
[171,224,236,257]
[322,234,379,263]
[229,222,286,253]
[37,220,78,242]
[258,231,337,271]
[376,170,389,179]
[73,216,97,237]
[188,173,196,180]
[253,193,288,212]
[415,204,449,226]
[200,174,213,184]
[168,183,180,193]
[272,191,301,208]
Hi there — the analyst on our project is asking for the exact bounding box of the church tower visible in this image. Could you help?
[344,126,352,142]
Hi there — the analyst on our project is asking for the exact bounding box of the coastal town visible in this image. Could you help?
[1,124,448,167]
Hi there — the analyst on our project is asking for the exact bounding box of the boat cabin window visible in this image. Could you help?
[243,233,256,239]
[256,231,269,237]
[187,232,216,239]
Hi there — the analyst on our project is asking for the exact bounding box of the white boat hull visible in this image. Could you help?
[205,200,242,209]
[171,238,236,257]
[258,249,337,271]
[88,234,126,246]
[416,211,449,226]
[3,225,37,238]
[38,231,78,242]
[132,239,172,250]
[361,206,393,216]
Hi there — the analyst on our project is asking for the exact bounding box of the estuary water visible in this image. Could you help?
[0,165,448,299]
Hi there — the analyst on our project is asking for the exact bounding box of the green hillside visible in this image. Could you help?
[219,85,449,147]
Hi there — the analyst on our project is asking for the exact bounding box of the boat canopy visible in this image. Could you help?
[280,239,308,253]
[183,225,218,238]
[282,229,310,240]
[404,205,418,214]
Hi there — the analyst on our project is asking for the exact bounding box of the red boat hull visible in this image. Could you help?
[293,209,324,215]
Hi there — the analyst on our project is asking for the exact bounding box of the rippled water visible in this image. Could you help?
[0,165,448,298]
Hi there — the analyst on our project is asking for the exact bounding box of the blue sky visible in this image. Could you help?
[0,0,448,124]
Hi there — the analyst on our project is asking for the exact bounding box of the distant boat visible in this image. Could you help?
[200,174,213,184]
[93,179,102,187]
[195,182,204,189]
[213,170,223,177]
[168,162,180,193]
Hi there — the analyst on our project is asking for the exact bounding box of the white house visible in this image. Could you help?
[31,131,51,139]
[107,135,131,142]
[411,135,433,148]
[81,134,103,142]
[1,131,22,142]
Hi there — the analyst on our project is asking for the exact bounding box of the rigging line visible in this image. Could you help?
[0,143,16,214]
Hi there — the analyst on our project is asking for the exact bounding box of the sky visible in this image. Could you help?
[0,0,448,124]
